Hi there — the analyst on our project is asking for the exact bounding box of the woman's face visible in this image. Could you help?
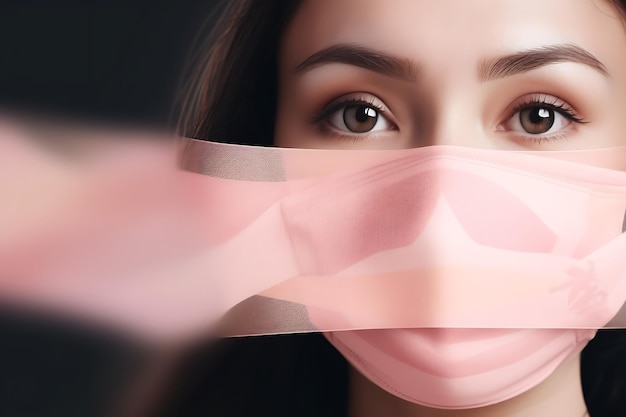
[275,0,626,151]
[269,2,626,410]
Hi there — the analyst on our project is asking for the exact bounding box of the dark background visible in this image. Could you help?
[0,0,220,127]
[0,2,220,416]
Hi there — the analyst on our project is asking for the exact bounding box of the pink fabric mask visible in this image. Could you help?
[182,139,626,408]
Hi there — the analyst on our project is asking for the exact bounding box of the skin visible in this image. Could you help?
[275,0,626,416]
[276,0,626,152]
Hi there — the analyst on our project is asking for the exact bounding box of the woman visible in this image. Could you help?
[169,1,626,416]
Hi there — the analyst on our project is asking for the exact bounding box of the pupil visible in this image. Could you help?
[520,107,555,134]
[356,107,377,122]
[537,108,550,119]
[344,105,378,132]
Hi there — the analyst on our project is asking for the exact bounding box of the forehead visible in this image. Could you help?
[280,0,626,78]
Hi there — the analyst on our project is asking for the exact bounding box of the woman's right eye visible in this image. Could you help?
[315,95,397,138]
[328,103,394,133]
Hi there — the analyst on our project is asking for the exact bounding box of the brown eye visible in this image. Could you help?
[500,96,578,141]
[519,107,555,134]
[343,105,379,132]
[327,100,394,135]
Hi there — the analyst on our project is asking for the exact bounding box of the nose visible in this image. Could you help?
[412,96,490,148]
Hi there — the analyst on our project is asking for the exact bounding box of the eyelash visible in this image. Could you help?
[511,95,584,122]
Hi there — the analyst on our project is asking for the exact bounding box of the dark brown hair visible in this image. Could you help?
[172,1,626,416]
[177,0,301,146]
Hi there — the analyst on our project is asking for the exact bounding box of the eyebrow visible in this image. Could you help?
[479,44,608,81]
[295,43,419,82]
[295,43,609,83]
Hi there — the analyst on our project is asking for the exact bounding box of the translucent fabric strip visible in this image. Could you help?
[182,138,626,336]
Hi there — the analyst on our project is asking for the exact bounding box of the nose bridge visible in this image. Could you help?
[416,87,487,148]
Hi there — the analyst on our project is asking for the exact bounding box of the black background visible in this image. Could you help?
[0,0,220,127]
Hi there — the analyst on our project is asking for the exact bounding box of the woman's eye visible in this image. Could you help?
[518,106,562,134]
[326,102,394,134]
[334,105,380,132]
[500,97,584,139]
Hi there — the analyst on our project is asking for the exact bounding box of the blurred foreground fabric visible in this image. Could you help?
[0,122,220,417]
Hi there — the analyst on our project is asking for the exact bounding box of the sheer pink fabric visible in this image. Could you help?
[2,125,626,341]
[183,139,626,336]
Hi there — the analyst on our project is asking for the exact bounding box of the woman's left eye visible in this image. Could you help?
[499,96,585,140]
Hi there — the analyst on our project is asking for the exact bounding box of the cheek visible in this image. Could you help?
[275,105,306,148]
[618,94,626,145]
[586,92,626,147]
[274,87,314,148]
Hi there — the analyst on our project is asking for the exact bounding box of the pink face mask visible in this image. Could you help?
[182,139,626,409]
